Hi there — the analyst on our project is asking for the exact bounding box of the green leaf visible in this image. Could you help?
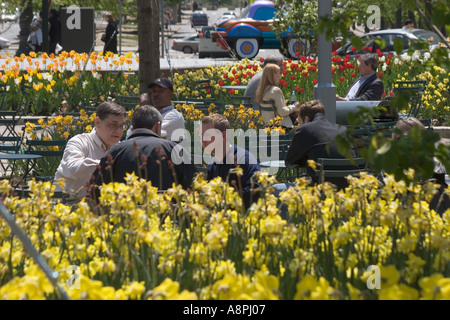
[394,37,404,55]
[350,35,363,50]
[432,4,448,27]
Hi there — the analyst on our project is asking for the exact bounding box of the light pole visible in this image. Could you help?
[160,0,165,58]
[42,0,49,53]
[119,0,123,55]
[314,0,336,123]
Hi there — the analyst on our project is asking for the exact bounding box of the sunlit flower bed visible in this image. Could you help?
[1,49,449,123]
[0,170,449,300]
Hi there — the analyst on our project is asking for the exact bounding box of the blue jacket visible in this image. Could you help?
[207,145,261,209]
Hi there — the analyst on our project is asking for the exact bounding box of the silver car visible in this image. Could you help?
[0,36,10,49]
[171,34,199,54]
[336,28,442,57]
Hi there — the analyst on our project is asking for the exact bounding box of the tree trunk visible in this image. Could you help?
[15,0,33,56]
[137,0,161,95]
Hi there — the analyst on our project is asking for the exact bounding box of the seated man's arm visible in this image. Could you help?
[240,163,261,208]
[162,110,185,141]
[57,138,101,184]
[352,80,384,101]
[285,128,310,168]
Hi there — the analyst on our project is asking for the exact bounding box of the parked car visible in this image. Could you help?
[216,11,236,25]
[336,28,442,57]
[211,0,304,59]
[0,36,10,50]
[171,34,199,54]
[190,11,208,27]
[198,26,232,58]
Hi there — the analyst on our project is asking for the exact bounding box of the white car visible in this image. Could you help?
[216,11,236,25]
[0,36,10,49]
[198,26,231,58]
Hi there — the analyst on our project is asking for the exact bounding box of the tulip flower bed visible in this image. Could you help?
[0,171,449,300]
[0,49,448,124]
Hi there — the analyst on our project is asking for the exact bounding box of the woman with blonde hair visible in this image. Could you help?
[256,63,297,129]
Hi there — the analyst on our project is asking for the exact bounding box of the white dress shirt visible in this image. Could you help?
[54,128,108,198]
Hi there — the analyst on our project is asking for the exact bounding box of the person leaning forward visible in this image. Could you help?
[285,100,357,189]
[54,101,127,200]
[92,105,197,191]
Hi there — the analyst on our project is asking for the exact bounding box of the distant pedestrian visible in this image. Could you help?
[102,13,118,55]
[48,9,61,55]
[402,18,414,32]
[27,12,43,52]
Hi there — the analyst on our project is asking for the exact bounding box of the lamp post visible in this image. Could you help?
[42,0,49,53]
[314,0,336,123]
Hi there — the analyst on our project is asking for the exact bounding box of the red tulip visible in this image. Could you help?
[223,74,228,79]
[339,77,345,82]
[260,57,264,63]
[295,86,299,91]
[218,80,223,86]
[295,51,300,56]
[313,79,318,84]
[351,72,356,77]
[290,75,295,80]
[300,88,305,93]
[236,79,241,85]
[378,72,383,78]
[333,50,337,55]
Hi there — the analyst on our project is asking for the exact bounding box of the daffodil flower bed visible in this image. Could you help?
[0,170,449,300]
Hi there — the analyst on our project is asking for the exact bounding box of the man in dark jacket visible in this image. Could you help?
[92,105,197,191]
[285,100,356,189]
[48,9,61,54]
[336,53,384,101]
[201,114,261,209]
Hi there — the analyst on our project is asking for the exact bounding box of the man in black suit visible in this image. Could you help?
[284,100,356,189]
[336,53,384,101]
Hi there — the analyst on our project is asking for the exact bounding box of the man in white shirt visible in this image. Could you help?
[54,101,127,199]
[125,77,185,141]
[402,19,414,32]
